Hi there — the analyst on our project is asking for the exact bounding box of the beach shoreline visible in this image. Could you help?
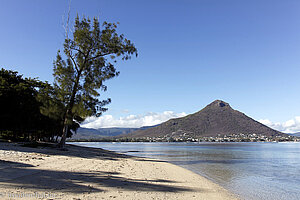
[0,142,238,200]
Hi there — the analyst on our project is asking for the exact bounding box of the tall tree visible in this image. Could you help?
[54,15,137,147]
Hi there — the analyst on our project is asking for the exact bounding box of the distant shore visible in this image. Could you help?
[0,142,237,200]
[67,133,299,143]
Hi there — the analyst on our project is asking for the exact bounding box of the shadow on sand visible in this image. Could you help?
[0,142,166,162]
[0,143,200,194]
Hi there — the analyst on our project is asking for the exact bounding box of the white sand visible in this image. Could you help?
[0,142,238,200]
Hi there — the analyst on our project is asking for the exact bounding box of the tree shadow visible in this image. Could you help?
[0,142,168,163]
[0,160,196,194]
[0,143,128,160]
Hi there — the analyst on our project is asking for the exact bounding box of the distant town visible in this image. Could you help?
[68,133,300,143]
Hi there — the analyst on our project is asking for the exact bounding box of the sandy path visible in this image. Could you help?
[0,142,238,200]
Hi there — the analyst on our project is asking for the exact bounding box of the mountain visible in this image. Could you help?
[69,126,156,140]
[125,100,285,138]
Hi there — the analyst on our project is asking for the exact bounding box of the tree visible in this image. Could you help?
[54,15,137,148]
[0,68,56,141]
[37,80,82,141]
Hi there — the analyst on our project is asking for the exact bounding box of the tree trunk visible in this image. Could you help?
[58,70,82,148]
[58,112,70,148]
[55,134,59,143]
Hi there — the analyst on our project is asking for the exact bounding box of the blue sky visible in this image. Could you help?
[1,0,300,132]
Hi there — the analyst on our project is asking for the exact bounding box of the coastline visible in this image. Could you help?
[0,142,238,200]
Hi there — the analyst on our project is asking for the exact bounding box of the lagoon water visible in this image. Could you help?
[70,142,300,200]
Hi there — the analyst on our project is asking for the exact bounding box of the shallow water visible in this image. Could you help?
[69,142,300,200]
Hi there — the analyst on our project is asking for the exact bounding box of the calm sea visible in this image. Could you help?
[69,142,300,200]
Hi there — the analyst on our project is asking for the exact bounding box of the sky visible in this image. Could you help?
[1,0,300,133]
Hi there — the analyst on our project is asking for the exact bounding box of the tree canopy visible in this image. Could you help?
[0,68,59,141]
[54,15,137,147]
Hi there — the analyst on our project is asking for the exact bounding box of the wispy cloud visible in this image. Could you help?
[81,111,187,129]
[259,116,300,133]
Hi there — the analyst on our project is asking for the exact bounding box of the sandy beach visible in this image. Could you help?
[0,142,237,200]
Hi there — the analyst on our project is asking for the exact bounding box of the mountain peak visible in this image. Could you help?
[208,100,230,108]
[126,100,285,138]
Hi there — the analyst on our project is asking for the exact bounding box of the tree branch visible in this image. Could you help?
[87,52,111,61]
[70,46,85,57]
[68,52,79,73]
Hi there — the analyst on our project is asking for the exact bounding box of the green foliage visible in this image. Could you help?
[37,81,80,139]
[0,68,79,142]
[54,15,137,146]
[0,68,53,141]
[0,68,40,132]
[54,16,137,117]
